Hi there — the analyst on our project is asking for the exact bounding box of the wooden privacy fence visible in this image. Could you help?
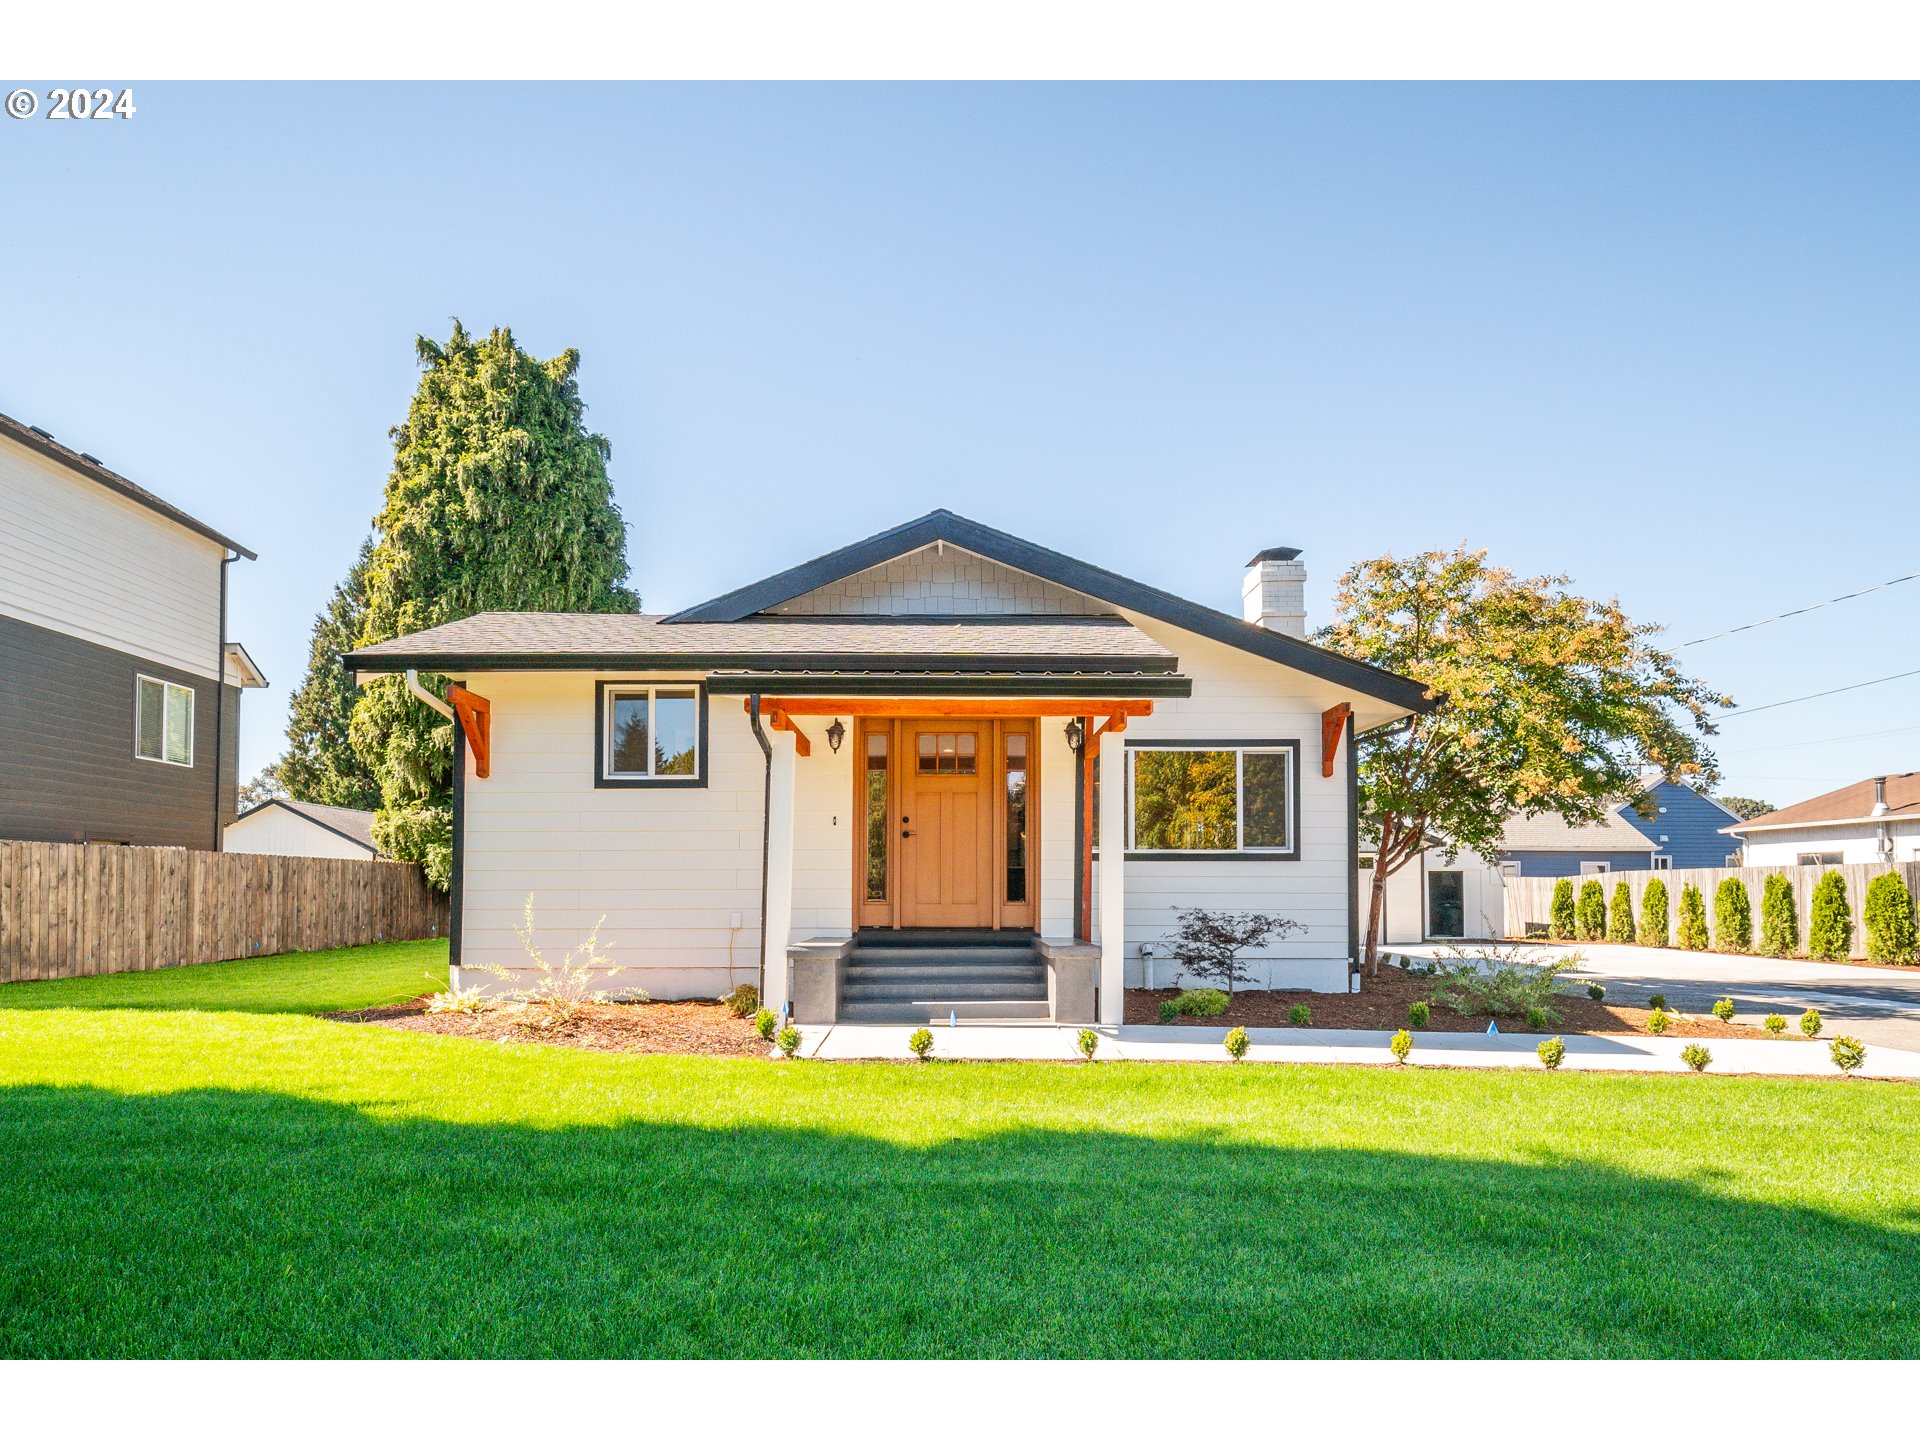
[1504,861,1920,960]
[0,841,449,984]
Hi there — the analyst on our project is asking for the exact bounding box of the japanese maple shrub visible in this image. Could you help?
[1164,908,1301,997]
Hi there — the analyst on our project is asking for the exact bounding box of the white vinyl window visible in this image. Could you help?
[603,685,701,781]
[1127,744,1295,855]
[135,675,194,767]
[1651,855,1673,871]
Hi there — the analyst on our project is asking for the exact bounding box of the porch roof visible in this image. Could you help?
[345,612,1177,675]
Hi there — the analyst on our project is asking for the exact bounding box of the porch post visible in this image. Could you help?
[761,729,799,1017]
[1096,725,1127,1025]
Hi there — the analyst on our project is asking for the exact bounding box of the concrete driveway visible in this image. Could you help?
[1392,939,1920,1053]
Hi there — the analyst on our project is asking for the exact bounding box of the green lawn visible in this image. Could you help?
[1,941,1916,1358]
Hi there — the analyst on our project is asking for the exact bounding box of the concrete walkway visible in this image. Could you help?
[1391,939,1920,1053]
[794,1021,1920,1079]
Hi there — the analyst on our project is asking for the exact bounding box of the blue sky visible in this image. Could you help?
[2,82,1914,805]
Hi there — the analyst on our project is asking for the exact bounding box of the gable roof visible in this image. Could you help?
[0,410,255,559]
[665,510,1434,714]
[1498,807,1659,854]
[232,799,380,854]
[1726,772,1920,833]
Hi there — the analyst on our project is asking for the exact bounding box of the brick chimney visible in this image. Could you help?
[1243,547,1307,638]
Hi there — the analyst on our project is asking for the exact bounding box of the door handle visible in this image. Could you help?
[901,828,914,839]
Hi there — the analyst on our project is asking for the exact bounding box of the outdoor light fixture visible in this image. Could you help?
[1064,718,1085,753]
[826,718,846,753]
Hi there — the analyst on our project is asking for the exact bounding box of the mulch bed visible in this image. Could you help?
[327,997,768,1057]
[1126,962,1802,1040]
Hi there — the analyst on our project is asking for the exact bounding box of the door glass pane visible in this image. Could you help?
[653,690,698,776]
[956,732,977,775]
[1242,750,1290,849]
[865,733,888,902]
[610,694,650,774]
[137,679,164,760]
[1130,749,1237,851]
[164,684,193,766]
[917,733,937,774]
[1005,734,1027,902]
[938,733,958,774]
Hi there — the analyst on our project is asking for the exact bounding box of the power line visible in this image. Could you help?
[1681,569,1920,646]
[1722,666,1920,718]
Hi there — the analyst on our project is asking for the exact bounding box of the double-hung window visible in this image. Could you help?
[598,682,706,787]
[135,675,194,767]
[1125,740,1298,857]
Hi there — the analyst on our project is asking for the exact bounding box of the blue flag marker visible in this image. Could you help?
[1487,1020,1499,1035]
[950,1009,958,1028]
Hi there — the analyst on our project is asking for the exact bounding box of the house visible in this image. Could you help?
[346,511,1432,1024]
[0,412,265,849]
[1369,807,1659,943]
[1614,779,1743,870]
[1725,773,1920,866]
[224,799,382,860]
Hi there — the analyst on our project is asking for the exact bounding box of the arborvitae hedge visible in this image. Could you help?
[1864,872,1918,963]
[1605,880,1634,943]
[1638,877,1669,946]
[1760,873,1799,957]
[1714,876,1752,953]
[1807,871,1854,960]
[1576,879,1607,941]
[1677,883,1709,950]
[1549,878,1576,940]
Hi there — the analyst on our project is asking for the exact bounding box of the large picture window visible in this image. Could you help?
[135,675,194,767]
[597,682,707,787]
[1126,741,1297,857]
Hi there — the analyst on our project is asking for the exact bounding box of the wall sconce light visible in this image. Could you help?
[1063,718,1084,753]
[826,718,846,754]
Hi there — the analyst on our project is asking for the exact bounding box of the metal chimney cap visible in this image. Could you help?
[1246,546,1303,565]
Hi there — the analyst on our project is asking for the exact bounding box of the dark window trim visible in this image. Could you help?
[593,679,711,790]
[1121,737,1303,862]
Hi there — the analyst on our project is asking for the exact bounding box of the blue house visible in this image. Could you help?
[1614,780,1743,870]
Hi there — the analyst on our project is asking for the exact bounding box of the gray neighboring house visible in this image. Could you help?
[0,411,264,849]
[224,800,383,860]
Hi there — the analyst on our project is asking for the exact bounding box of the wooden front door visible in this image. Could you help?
[898,720,995,928]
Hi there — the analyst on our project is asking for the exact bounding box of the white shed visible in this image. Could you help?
[224,799,382,860]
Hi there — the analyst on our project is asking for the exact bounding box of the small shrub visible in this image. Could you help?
[1681,1042,1712,1072]
[1606,881,1636,943]
[1711,997,1735,1022]
[1586,982,1606,1001]
[775,1025,801,1058]
[1389,1028,1414,1064]
[1763,1013,1787,1036]
[1429,943,1577,1025]
[1537,1036,1566,1070]
[1077,1027,1100,1059]
[753,1007,777,1040]
[1760,873,1798,957]
[1173,987,1231,1018]
[1158,999,1180,1025]
[1807,871,1853,960]
[1638,878,1669,947]
[425,977,489,1015]
[1714,876,1753,952]
[1650,993,1667,1010]
[908,1027,934,1060]
[723,983,761,1018]
[1864,872,1919,963]
[1165,907,1302,996]
[1524,1006,1548,1030]
[1223,1026,1250,1061]
[1800,1008,1823,1038]
[1549,879,1577,940]
[1576,879,1607,942]
[1288,1003,1311,1025]
[1829,1035,1866,1074]
[1407,1000,1430,1029]
[1676,883,1709,950]
[484,897,627,1027]
[1646,1008,1670,1035]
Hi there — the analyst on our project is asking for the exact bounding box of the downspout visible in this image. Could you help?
[748,694,774,1001]
[404,668,454,720]
[211,551,240,850]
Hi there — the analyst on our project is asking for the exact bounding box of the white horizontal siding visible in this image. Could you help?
[1742,824,1920,866]
[0,435,225,678]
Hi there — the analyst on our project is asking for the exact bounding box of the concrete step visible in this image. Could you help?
[854,929,1036,951]
[848,945,1043,968]
[840,998,1054,1024]
[843,979,1049,1002]
[845,961,1044,983]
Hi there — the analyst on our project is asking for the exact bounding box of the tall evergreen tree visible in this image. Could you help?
[1606,880,1636,944]
[1714,876,1753,953]
[275,538,382,810]
[1807,871,1853,960]
[349,323,639,886]
[1759,873,1799,957]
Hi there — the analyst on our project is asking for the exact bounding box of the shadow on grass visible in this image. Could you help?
[0,1082,1914,1359]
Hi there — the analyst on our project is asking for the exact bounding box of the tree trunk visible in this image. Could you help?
[1364,861,1389,978]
